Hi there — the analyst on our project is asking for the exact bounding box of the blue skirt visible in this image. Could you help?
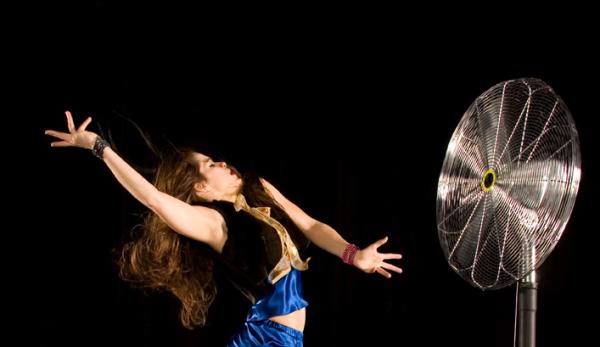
[227,319,303,347]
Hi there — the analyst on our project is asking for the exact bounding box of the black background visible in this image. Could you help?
[21,3,599,346]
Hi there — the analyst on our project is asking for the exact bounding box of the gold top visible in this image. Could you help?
[233,194,310,284]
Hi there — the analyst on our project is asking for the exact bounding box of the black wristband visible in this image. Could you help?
[92,136,110,159]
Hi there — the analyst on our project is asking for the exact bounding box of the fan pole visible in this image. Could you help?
[518,270,538,347]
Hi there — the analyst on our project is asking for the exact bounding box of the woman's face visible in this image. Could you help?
[194,152,241,198]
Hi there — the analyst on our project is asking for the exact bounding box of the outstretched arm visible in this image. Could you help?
[260,178,403,278]
[45,111,225,250]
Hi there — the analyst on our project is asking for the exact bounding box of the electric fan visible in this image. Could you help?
[436,78,581,346]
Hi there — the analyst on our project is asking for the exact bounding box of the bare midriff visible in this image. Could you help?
[269,308,306,332]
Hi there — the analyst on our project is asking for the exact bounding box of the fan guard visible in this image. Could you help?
[436,78,581,290]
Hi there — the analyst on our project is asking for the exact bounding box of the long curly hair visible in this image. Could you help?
[118,148,217,329]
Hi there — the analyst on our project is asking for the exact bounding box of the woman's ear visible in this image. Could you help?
[194,181,211,200]
[194,181,208,193]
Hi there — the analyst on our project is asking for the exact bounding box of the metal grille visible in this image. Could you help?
[436,78,581,290]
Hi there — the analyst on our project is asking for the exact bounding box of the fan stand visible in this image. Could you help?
[516,271,538,347]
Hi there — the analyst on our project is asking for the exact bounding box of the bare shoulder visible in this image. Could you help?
[259,177,277,196]
[259,177,289,204]
[258,177,316,230]
[192,203,226,223]
[174,204,228,252]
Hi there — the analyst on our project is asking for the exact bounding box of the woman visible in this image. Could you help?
[45,110,403,346]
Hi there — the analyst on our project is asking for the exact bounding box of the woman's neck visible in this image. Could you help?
[215,184,243,203]
[218,192,239,203]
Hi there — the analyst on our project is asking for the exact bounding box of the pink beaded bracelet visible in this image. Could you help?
[342,243,360,265]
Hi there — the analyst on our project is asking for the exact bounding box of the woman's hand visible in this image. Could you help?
[44,110,98,150]
[353,236,403,278]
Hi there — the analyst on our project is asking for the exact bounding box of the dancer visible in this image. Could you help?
[45,110,403,346]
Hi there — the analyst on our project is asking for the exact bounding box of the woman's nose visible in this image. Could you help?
[217,162,227,168]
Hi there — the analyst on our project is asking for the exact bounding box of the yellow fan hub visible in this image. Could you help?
[481,169,496,192]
